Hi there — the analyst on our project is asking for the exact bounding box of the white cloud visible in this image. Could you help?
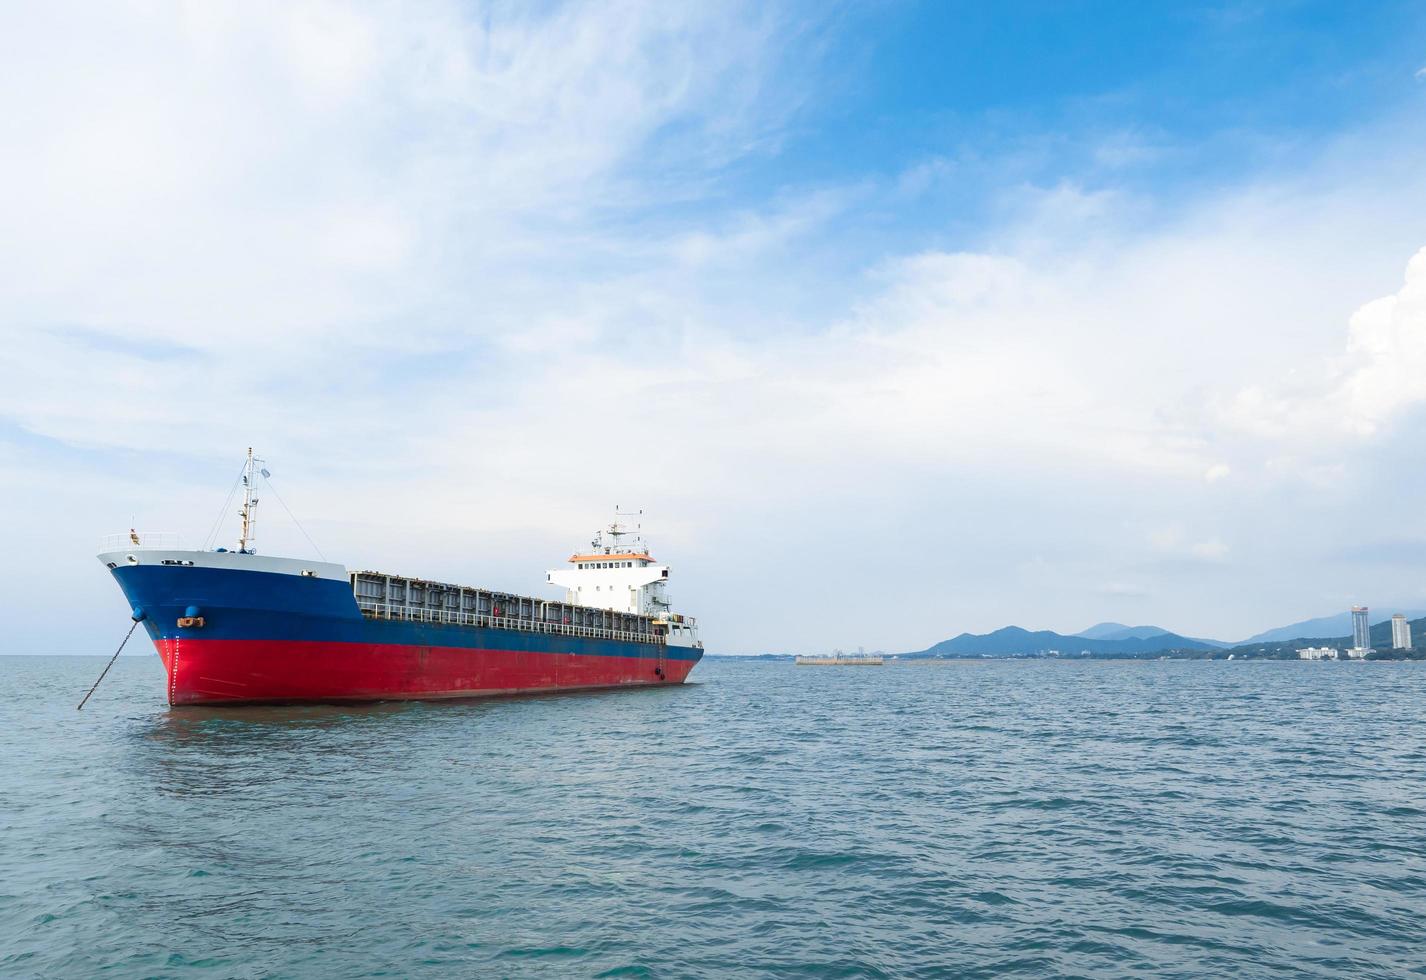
[0,0,790,353]
[1338,247,1426,430]
[1189,538,1229,562]
[0,0,802,451]
[1220,246,1426,440]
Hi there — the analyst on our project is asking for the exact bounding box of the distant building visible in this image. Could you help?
[1392,614,1412,650]
[1296,647,1337,660]
[1351,605,1372,653]
[1346,604,1368,659]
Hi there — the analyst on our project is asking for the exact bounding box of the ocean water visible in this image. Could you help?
[2,656,1425,978]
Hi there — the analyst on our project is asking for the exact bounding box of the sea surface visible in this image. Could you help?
[2,655,1425,978]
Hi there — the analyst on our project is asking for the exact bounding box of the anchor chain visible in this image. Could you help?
[76,619,141,711]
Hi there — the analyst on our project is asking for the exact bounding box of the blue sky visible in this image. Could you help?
[674,3,1426,213]
[2,1,1426,653]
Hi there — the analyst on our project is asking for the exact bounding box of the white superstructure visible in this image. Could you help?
[547,513,700,649]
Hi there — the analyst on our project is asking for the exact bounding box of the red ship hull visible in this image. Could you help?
[155,638,698,706]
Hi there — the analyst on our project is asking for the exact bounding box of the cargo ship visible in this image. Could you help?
[97,451,702,705]
[794,649,884,666]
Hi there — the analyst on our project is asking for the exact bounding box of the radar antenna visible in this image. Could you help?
[593,506,645,553]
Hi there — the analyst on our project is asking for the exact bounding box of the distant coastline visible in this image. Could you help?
[706,611,1426,662]
[706,650,1424,662]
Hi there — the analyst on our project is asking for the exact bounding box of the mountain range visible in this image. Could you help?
[910,625,1219,658]
[908,611,1426,658]
[1075,622,1228,647]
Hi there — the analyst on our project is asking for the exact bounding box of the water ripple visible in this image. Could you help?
[2,657,1425,977]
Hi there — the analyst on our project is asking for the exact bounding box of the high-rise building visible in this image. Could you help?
[1392,614,1412,650]
[1351,605,1371,652]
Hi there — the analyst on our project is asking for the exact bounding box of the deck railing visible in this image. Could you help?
[100,531,182,552]
[355,599,663,646]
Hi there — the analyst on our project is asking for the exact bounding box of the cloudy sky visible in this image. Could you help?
[4,1,1426,654]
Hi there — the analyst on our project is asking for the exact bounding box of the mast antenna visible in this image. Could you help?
[237,447,267,554]
[609,506,645,548]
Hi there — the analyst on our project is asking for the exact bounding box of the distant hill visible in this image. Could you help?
[1077,622,1160,640]
[908,625,1220,658]
[908,610,1426,661]
[1074,622,1228,646]
[1238,609,1426,645]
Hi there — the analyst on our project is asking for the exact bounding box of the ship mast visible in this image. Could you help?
[237,447,264,554]
[597,506,643,554]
